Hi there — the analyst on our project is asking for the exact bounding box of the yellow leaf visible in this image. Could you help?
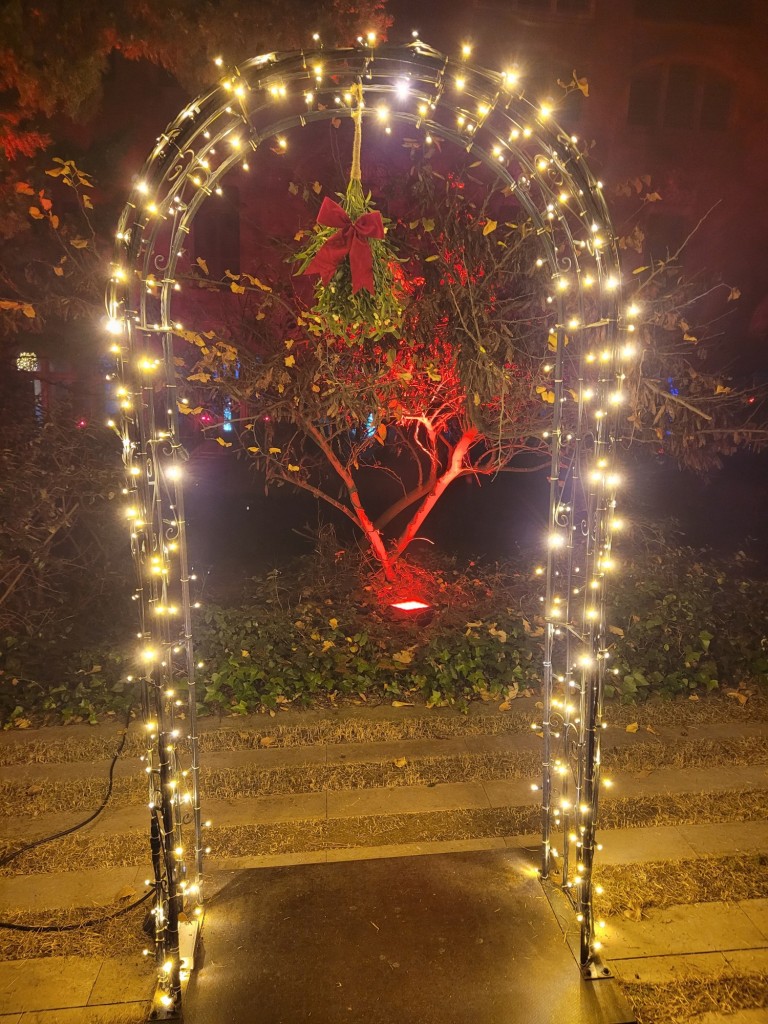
[241,650,250,658]
[177,402,193,414]
[15,182,34,195]
[683,332,698,343]
[421,217,435,232]
[392,650,413,665]
[392,757,408,768]
[321,640,335,652]
[498,701,511,712]
[715,384,732,395]
[473,392,481,406]
[376,422,387,443]
[83,195,94,209]
[49,214,59,229]
[608,625,624,636]
[625,722,639,733]
[21,304,35,318]
[247,446,260,453]
[688,694,699,702]
[311,383,321,393]
[728,287,741,302]
[196,257,209,274]
[284,338,294,349]
[288,182,299,195]
[287,463,300,472]
[536,386,555,404]
[425,254,439,262]
[268,447,281,454]
[482,219,498,236]
[53,265,64,276]
[259,736,276,747]
[242,273,272,292]
[329,618,338,629]
[28,206,44,219]
[45,166,65,177]
[230,281,246,294]
[391,700,414,707]
[575,73,589,97]
[284,354,296,367]
[313,181,322,194]
[215,437,232,447]
[70,238,88,249]
[727,690,748,705]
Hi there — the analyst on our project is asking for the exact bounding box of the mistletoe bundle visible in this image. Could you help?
[295,83,402,343]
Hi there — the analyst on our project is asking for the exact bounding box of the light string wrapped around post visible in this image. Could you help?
[105,38,629,1008]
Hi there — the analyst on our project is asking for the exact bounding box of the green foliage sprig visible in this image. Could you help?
[294,90,403,344]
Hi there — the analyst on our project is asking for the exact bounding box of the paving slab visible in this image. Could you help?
[324,736,472,764]
[609,952,728,984]
[0,866,147,913]
[678,821,768,858]
[183,849,635,1024]
[738,899,768,942]
[326,780,491,817]
[88,957,154,1005]
[0,957,99,1013]
[18,1004,148,1023]
[606,902,768,959]
[724,948,768,973]
[483,777,540,808]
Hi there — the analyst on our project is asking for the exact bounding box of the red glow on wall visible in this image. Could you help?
[390,600,431,611]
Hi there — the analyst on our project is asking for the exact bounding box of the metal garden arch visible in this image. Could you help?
[107,38,630,1017]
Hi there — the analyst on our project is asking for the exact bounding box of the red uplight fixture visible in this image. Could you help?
[390,600,430,612]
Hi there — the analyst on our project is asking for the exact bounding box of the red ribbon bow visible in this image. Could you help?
[305,197,384,294]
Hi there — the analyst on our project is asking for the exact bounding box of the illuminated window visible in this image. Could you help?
[628,65,731,132]
[16,351,39,372]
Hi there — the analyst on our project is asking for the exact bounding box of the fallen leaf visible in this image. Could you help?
[392,650,413,665]
[645,724,658,735]
[392,757,408,768]
[114,885,138,902]
[241,650,250,658]
[498,701,511,712]
[259,736,276,747]
[391,700,414,707]
[727,690,748,705]
[329,618,338,629]
[625,722,639,733]
[688,694,700,702]
[608,625,624,637]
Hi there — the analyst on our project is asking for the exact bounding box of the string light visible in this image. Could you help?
[103,33,633,998]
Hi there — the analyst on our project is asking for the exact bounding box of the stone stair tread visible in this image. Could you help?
[4,821,768,914]
[606,901,768,960]
[3,765,767,848]
[0,954,152,1016]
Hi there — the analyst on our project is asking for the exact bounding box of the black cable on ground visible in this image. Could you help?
[0,888,153,932]
[0,703,134,871]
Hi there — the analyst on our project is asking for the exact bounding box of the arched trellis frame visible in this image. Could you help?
[107,38,634,1016]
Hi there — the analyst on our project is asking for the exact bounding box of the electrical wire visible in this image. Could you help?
[0,704,133,870]
[0,705,147,933]
[0,889,152,932]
